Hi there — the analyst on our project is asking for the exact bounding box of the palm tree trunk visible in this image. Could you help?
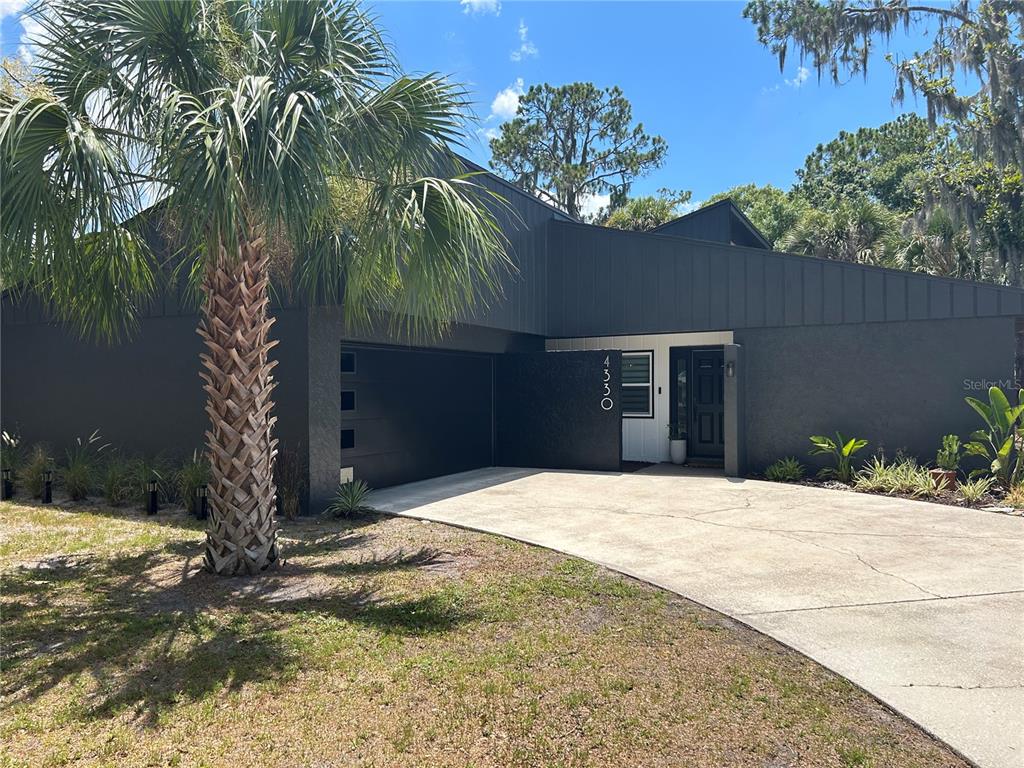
[198,237,280,575]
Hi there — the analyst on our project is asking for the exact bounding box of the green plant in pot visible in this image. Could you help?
[931,434,962,490]
[667,423,687,465]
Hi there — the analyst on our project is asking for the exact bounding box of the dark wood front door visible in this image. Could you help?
[690,349,725,458]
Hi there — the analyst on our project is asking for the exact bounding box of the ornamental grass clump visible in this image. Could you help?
[62,430,109,501]
[959,476,995,505]
[854,455,943,498]
[24,444,52,499]
[101,454,135,507]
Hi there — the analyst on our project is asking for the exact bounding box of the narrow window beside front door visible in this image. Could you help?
[621,351,653,418]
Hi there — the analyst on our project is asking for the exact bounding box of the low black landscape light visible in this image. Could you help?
[42,469,53,504]
[195,486,208,520]
[2,468,13,500]
[146,477,159,515]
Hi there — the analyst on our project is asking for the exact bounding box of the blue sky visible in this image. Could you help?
[370,0,935,212]
[1,1,935,212]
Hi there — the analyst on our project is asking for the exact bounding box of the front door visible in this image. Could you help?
[690,349,725,458]
[669,347,725,460]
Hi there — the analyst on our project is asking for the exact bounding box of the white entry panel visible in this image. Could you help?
[547,331,734,462]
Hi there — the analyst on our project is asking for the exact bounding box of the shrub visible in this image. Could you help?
[764,457,805,483]
[24,444,52,498]
[276,445,308,520]
[808,432,868,484]
[854,456,942,498]
[326,479,372,518]
[959,476,995,504]
[101,454,135,507]
[175,451,211,515]
[964,386,1024,486]
[62,430,109,501]
[935,434,962,472]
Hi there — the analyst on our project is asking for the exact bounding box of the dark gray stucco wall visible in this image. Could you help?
[735,316,1015,472]
[305,305,546,513]
[1,307,309,466]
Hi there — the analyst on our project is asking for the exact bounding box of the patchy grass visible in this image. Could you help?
[1,498,966,768]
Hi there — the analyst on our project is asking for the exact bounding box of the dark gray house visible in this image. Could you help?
[3,163,1022,511]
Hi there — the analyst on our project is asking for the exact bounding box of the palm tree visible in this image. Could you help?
[0,0,509,575]
[895,210,980,281]
[779,198,901,267]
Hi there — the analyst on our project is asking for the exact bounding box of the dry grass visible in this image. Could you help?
[1,498,967,768]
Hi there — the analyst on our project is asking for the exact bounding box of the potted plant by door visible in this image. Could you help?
[930,434,961,491]
[668,423,687,465]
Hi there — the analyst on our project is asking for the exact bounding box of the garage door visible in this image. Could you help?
[340,345,494,488]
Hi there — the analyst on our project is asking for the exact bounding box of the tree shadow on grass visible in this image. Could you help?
[1,520,474,729]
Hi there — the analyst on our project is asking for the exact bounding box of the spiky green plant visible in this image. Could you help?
[327,480,373,518]
[1,0,509,574]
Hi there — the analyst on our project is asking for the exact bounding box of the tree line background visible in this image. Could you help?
[488,1,1022,287]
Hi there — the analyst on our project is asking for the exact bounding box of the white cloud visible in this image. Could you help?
[460,0,500,16]
[0,0,29,17]
[785,66,810,88]
[509,19,538,62]
[762,66,811,95]
[489,77,524,121]
[578,193,610,220]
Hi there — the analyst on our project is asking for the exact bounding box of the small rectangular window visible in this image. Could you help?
[341,391,355,411]
[340,351,356,374]
[341,429,355,450]
[622,351,653,418]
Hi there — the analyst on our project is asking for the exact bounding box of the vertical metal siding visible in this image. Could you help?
[545,221,1024,338]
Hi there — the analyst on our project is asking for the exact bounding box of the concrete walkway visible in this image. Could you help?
[371,467,1024,768]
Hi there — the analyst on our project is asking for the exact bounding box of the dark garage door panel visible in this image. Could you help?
[341,346,493,488]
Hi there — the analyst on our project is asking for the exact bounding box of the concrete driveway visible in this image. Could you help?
[370,466,1024,768]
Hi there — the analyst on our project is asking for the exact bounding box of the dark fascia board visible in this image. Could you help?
[652,198,771,250]
[452,153,576,223]
[551,218,1024,298]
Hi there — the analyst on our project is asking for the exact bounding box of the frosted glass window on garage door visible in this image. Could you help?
[621,352,653,417]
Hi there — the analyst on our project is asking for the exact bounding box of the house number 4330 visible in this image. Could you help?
[601,356,614,411]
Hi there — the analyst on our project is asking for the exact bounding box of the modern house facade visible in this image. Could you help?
[3,163,1022,512]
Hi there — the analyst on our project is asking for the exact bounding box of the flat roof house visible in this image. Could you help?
[4,163,1023,512]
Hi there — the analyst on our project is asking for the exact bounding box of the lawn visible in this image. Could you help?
[1,499,966,768]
